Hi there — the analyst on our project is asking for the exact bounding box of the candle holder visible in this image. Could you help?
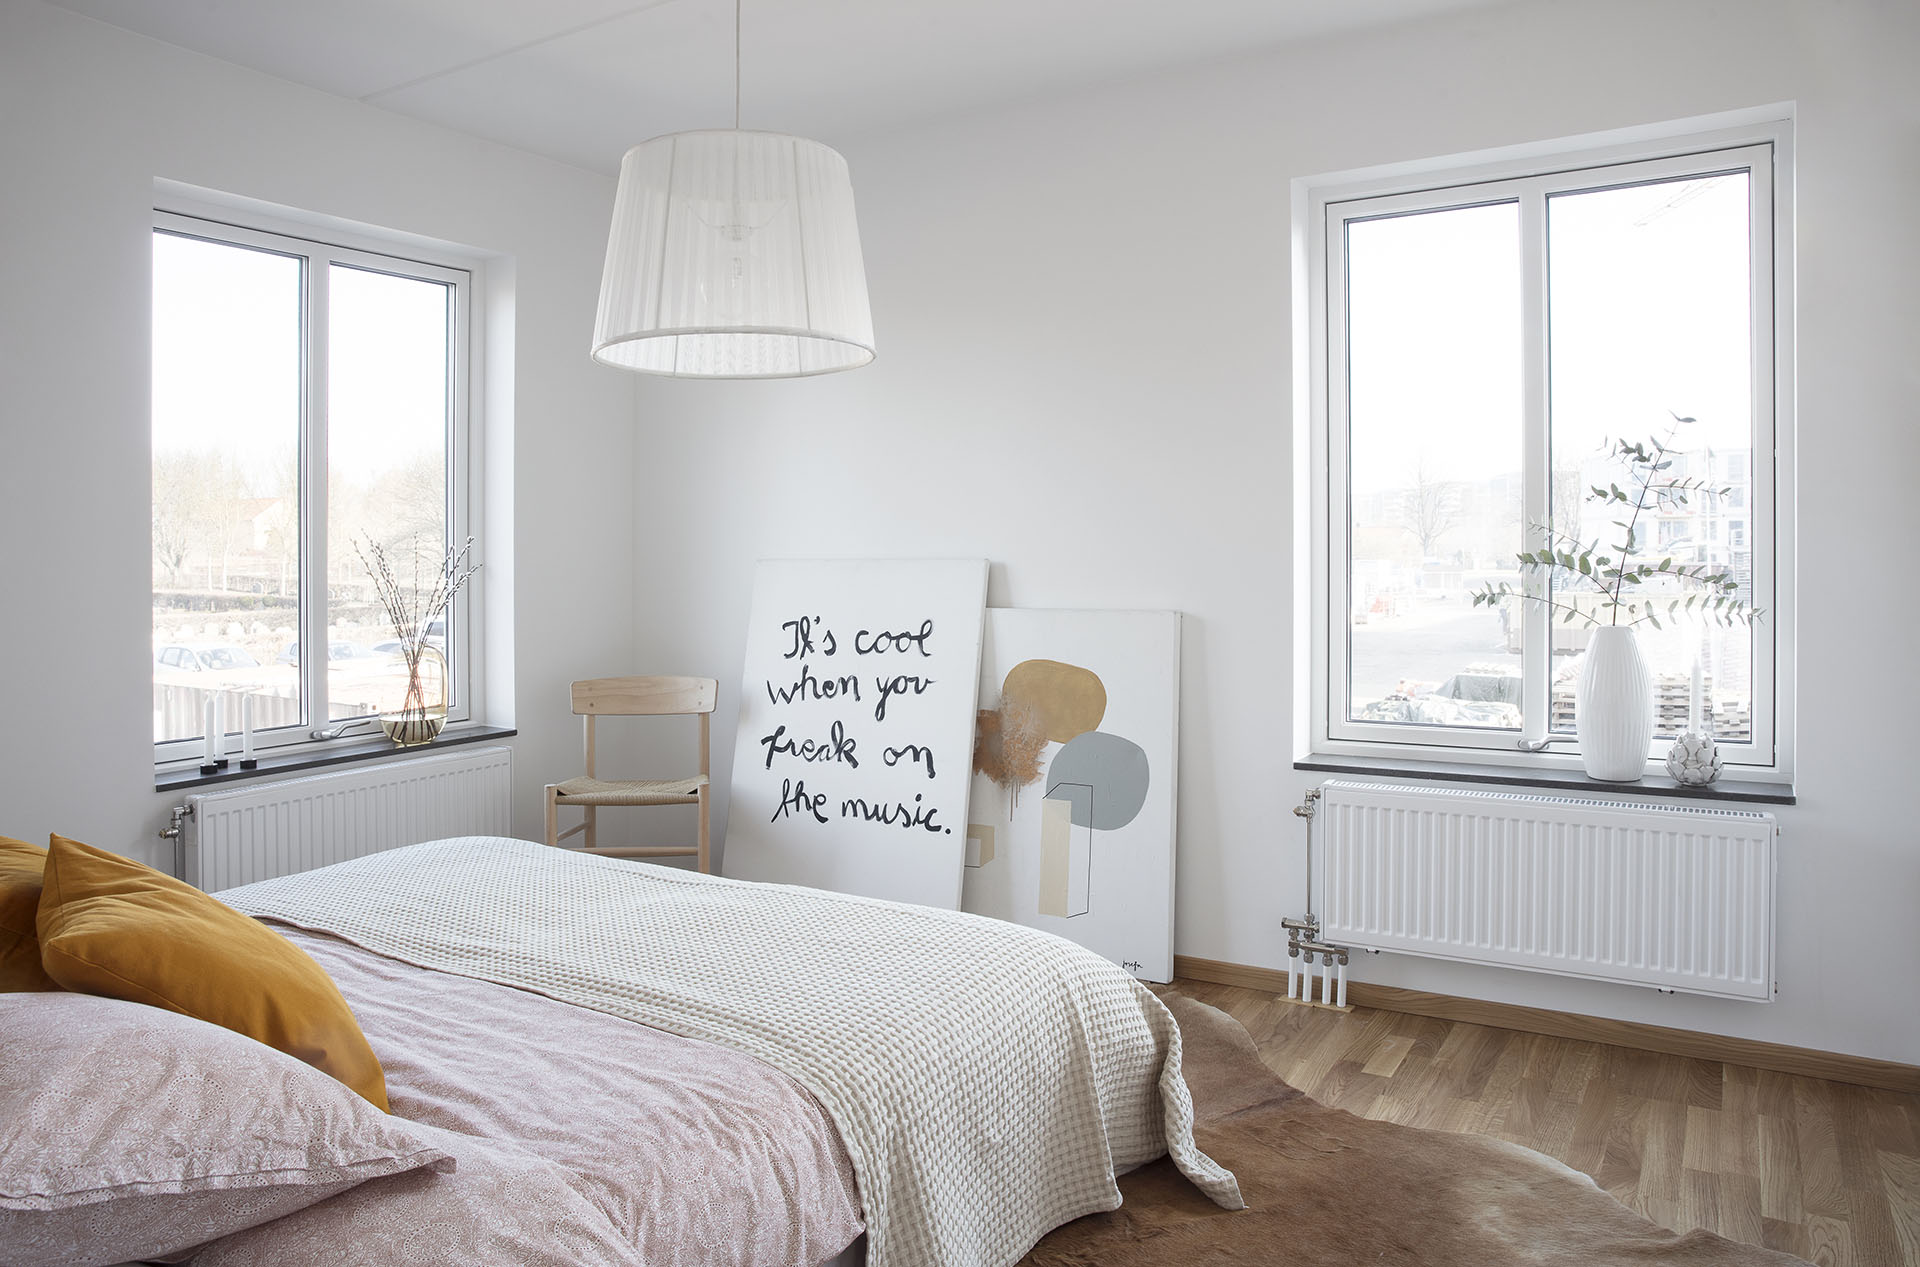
[238,695,258,770]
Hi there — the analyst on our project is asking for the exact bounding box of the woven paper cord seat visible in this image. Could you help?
[555,775,707,806]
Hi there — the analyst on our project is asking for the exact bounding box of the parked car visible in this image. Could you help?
[155,643,262,673]
[279,640,389,667]
[152,641,291,698]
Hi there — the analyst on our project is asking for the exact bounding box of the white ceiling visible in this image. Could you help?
[51,0,1520,172]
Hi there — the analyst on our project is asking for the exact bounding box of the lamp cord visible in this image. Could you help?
[733,0,742,130]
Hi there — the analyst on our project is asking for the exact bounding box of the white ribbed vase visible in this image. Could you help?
[1576,626,1655,782]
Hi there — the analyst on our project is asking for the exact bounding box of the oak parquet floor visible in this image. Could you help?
[1164,979,1920,1267]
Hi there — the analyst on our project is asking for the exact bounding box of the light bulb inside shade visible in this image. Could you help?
[592,129,875,379]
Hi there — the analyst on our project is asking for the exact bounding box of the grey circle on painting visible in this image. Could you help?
[1045,731,1150,831]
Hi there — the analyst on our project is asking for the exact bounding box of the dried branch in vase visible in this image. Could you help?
[353,534,479,743]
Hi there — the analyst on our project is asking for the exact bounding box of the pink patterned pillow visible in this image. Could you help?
[0,992,453,1267]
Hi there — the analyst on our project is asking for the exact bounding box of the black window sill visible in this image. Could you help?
[156,725,518,794]
[1294,754,1794,806]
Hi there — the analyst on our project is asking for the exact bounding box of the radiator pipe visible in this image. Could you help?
[1283,787,1353,1007]
[158,804,192,880]
[1292,788,1322,920]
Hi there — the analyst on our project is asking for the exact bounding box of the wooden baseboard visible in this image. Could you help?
[1172,954,1920,1095]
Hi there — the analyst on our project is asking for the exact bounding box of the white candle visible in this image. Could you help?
[241,695,255,760]
[202,695,217,765]
[213,693,225,761]
[1689,655,1704,731]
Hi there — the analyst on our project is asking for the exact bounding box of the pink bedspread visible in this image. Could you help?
[191,928,864,1267]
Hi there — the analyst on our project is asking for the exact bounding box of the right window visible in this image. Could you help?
[1308,123,1791,777]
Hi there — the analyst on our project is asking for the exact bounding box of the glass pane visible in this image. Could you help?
[1346,202,1525,730]
[326,264,452,722]
[1548,172,1754,741]
[151,232,303,745]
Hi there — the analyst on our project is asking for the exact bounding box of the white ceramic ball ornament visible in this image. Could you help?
[1665,730,1723,786]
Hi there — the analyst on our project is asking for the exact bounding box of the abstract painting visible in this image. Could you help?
[963,609,1180,981]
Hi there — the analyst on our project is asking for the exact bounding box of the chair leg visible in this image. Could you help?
[697,785,711,874]
[544,785,559,846]
[585,805,598,850]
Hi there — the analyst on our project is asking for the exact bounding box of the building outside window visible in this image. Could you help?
[151,209,474,766]
[1301,117,1792,777]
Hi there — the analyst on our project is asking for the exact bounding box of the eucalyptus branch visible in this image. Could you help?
[1607,418,1682,612]
[1470,583,1601,629]
[1467,412,1759,633]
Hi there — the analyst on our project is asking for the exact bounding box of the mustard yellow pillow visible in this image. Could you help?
[36,834,389,1110]
[0,837,58,992]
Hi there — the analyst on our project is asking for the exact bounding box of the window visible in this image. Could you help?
[1302,118,1791,777]
[152,210,474,765]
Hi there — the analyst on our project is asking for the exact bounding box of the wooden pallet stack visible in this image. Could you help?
[1548,673,1752,743]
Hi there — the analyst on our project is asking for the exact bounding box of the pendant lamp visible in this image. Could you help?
[591,2,875,378]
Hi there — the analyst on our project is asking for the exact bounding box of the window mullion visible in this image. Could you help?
[301,255,331,732]
[1519,184,1552,747]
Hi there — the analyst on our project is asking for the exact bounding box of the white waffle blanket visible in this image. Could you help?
[220,838,1242,1267]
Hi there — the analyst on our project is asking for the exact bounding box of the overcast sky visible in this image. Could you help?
[1346,171,1754,497]
[151,232,449,491]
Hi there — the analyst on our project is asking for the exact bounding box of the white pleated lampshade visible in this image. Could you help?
[591,129,875,378]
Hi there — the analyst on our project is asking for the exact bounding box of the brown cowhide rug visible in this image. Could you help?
[1020,996,1808,1267]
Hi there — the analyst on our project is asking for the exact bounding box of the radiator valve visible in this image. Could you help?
[1284,933,1351,1009]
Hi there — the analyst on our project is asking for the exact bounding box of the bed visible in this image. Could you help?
[26,836,1238,1267]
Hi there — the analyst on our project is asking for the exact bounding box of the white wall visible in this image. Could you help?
[630,0,1920,1063]
[0,0,637,861]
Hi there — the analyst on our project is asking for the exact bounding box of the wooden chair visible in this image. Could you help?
[543,675,716,872]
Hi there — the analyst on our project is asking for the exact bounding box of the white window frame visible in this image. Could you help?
[1297,114,1795,781]
[152,207,479,767]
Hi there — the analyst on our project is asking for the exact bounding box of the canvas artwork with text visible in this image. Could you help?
[724,558,989,909]
[962,609,1181,981]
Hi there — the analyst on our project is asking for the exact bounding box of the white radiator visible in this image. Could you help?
[1315,780,1777,1002]
[181,746,513,891]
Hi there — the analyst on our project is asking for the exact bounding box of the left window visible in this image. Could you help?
[151,211,472,765]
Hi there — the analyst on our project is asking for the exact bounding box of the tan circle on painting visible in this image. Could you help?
[1002,659,1107,744]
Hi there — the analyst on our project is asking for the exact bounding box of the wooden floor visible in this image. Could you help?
[1164,979,1920,1267]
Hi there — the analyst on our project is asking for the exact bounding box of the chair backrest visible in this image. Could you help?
[571,675,717,717]
[569,676,717,781]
